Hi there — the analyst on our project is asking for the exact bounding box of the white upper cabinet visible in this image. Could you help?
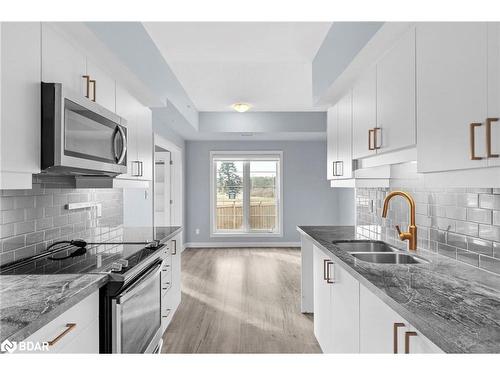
[352,66,377,159]
[86,59,116,113]
[41,23,87,97]
[416,23,489,172]
[326,105,338,180]
[1,22,41,189]
[336,92,353,179]
[487,23,500,167]
[115,84,152,181]
[376,27,416,154]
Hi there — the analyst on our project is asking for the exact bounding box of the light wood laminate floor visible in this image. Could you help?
[161,248,321,353]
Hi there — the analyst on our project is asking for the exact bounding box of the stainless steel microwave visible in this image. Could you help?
[41,82,127,176]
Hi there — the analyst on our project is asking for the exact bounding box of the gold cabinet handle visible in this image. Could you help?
[171,239,177,255]
[82,75,90,98]
[404,331,417,354]
[47,323,76,346]
[373,127,381,149]
[89,79,96,102]
[326,260,335,284]
[393,322,405,353]
[470,122,484,160]
[486,117,499,158]
[368,129,375,150]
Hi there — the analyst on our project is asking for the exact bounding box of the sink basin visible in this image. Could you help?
[332,240,398,253]
[351,252,429,264]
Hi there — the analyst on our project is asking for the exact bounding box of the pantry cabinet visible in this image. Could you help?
[0,22,41,189]
[416,23,489,173]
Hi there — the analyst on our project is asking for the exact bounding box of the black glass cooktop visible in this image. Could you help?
[0,242,162,276]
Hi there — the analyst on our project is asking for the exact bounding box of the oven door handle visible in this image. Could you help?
[116,260,162,304]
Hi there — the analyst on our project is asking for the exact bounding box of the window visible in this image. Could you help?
[210,151,282,237]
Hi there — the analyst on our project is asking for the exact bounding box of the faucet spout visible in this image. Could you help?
[382,191,417,251]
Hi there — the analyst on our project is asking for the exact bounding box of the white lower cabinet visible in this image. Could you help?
[161,232,182,333]
[359,284,443,353]
[19,291,99,354]
[312,247,443,354]
[313,245,359,353]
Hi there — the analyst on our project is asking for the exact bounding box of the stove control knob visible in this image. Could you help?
[117,259,129,268]
[110,262,123,272]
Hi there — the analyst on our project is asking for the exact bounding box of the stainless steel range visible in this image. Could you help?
[0,239,166,354]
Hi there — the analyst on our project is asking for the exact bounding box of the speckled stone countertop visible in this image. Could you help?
[0,274,107,343]
[297,226,500,353]
[0,226,182,344]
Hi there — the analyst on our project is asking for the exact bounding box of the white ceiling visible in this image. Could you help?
[143,22,332,112]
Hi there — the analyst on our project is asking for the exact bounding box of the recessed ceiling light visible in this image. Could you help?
[231,103,252,113]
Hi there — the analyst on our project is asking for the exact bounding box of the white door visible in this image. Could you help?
[352,66,377,159]
[326,105,338,180]
[86,59,116,113]
[41,23,86,96]
[313,245,332,352]
[377,27,416,154]
[335,91,353,179]
[487,23,500,167]
[330,261,359,352]
[155,150,172,227]
[359,284,409,353]
[416,22,488,172]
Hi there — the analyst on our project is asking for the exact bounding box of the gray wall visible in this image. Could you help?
[185,140,354,245]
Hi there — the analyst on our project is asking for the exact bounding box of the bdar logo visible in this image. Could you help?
[0,339,17,353]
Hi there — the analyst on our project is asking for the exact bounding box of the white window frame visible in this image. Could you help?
[210,151,283,238]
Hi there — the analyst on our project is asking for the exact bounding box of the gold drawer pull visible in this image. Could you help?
[393,322,405,353]
[82,75,91,98]
[470,122,484,160]
[404,331,417,354]
[486,117,499,158]
[89,79,96,102]
[373,127,381,149]
[48,323,76,346]
[171,239,177,255]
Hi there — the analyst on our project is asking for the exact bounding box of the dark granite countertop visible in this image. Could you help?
[0,274,107,343]
[0,226,182,344]
[297,225,500,353]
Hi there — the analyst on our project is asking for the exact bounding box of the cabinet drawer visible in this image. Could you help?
[21,291,99,353]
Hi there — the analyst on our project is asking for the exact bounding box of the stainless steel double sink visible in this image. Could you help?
[332,240,430,265]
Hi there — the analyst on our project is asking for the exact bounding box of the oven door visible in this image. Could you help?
[111,260,163,353]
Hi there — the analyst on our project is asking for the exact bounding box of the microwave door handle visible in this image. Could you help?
[116,126,127,164]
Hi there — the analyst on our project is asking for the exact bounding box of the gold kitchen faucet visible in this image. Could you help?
[382,191,417,252]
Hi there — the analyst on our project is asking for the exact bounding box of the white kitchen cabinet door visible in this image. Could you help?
[487,23,500,167]
[329,261,359,352]
[41,23,86,96]
[335,91,353,179]
[352,66,377,160]
[136,106,153,181]
[416,23,488,172]
[326,105,338,180]
[115,84,140,179]
[376,27,416,154]
[405,326,444,354]
[313,245,333,352]
[359,284,409,353]
[86,59,116,113]
[1,22,41,189]
[161,233,182,333]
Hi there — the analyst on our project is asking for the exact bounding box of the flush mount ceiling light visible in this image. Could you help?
[231,103,252,113]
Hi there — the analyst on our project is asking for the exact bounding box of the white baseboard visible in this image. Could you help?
[185,241,301,248]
